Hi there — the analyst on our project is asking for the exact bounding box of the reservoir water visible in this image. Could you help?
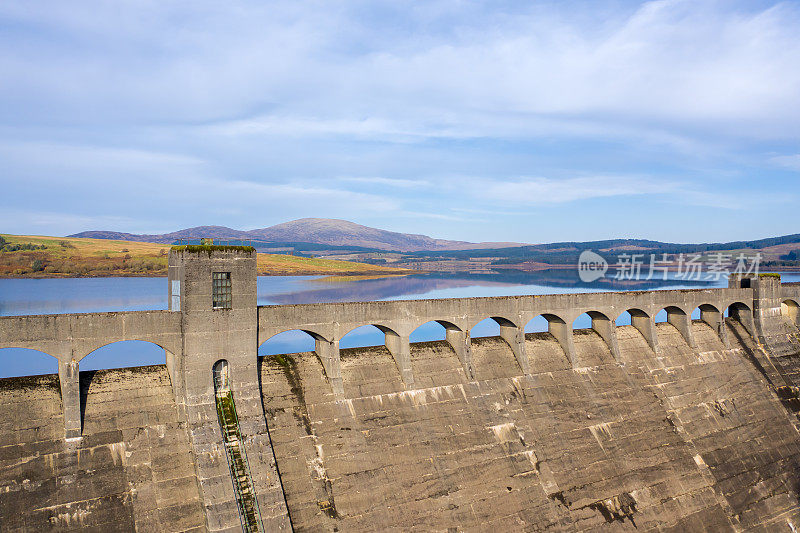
[2,270,798,377]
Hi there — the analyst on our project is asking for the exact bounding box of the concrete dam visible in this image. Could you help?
[3,246,800,531]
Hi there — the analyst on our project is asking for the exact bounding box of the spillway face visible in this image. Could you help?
[213,359,264,532]
[260,322,800,532]
[4,317,800,530]
[0,366,205,531]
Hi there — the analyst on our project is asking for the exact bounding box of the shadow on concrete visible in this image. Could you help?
[78,370,98,434]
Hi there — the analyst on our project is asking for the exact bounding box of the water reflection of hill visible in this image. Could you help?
[263,269,713,304]
[493,268,716,290]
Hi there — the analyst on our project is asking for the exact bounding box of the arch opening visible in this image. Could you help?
[257,329,335,386]
[694,304,721,324]
[340,323,412,386]
[524,313,568,334]
[693,304,726,345]
[572,313,592,330]
[524,313,572,364]
[574,311,619,361]
[726,302,751,320]
[258,329,322,356]
[79,340,167,372]
[213,359,230,392]
[782,299,800,326]
[725,302,751,318]
[469,318,501,339]
[616,308,657,352]
[339,325,390,349]
[409,320,459,343]
[525,315,549,333]
[616,308,650,325]
[0,347,58,378]
[409,319,476,379]
[654,306,694,347]
[725,302,754,337]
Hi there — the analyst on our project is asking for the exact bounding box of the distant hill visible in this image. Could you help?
[69,225,249,245]
[68,218,800,262]
[69,218,524,252]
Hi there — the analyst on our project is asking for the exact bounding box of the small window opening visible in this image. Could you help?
[170,279,181,311]
[213,272,232,309]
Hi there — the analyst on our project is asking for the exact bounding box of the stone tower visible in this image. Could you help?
[168,246,290,532]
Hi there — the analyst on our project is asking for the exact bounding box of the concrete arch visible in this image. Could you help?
[0,344,81,438]
[77,338,172,363]
[525,313,574,367]
[616,308,658,353]
[573,311,620,361]
[466,315,528,375]
[409,319,478,379]
[406,317,465,338]
[340,323,413,387]
[83,338,176,386]
[0,345,58,359]
[726,301,755,333]
[407,319,462,342]
[782,299,800,327]
[259,328,330,347]
[78,340,180,413]
[258,325,330,348]
[466,315,520,332]
[259,328,342,395]
[0,340,68,361]
[653,305,696,348]
[693,304,728,346]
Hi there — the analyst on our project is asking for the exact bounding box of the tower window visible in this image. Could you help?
[212,272,232,309]
[170,279,181,311]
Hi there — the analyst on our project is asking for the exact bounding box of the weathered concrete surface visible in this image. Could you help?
[4,317,800,530]
[0,366,205,532]
[256,287,755,400]
[168,248,291,532]
[0,310,182,361]
[260,321,800,531]
[4,260,800,530]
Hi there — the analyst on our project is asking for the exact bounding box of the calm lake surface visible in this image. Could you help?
[3,270,799,377]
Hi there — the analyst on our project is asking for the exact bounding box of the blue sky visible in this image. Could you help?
[1,0,799,244]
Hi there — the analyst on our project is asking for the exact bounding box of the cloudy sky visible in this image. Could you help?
[1,0,799,243]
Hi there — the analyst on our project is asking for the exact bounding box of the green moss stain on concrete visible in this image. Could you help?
[215,388,264,532]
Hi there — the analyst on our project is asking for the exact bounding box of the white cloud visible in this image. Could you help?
[2,1,799,142]
[770,154,800,171]
[0,1,798,240]
[221,179,400,213]
[0,208,139,236]
[335,176,431,189]
[476,175,673,205]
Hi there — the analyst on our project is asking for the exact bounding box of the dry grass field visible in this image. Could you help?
[0,234,412,278]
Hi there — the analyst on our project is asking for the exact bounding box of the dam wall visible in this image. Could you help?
[258,318,800,531]
[4,247,800,530]
[0,366,205,532]
[3,315,800,530]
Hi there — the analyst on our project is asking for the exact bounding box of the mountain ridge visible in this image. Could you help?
[69,218,525,252]
[68,218,800,256]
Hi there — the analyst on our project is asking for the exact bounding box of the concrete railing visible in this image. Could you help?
[0,310,181,439]
[257,286,756,395]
